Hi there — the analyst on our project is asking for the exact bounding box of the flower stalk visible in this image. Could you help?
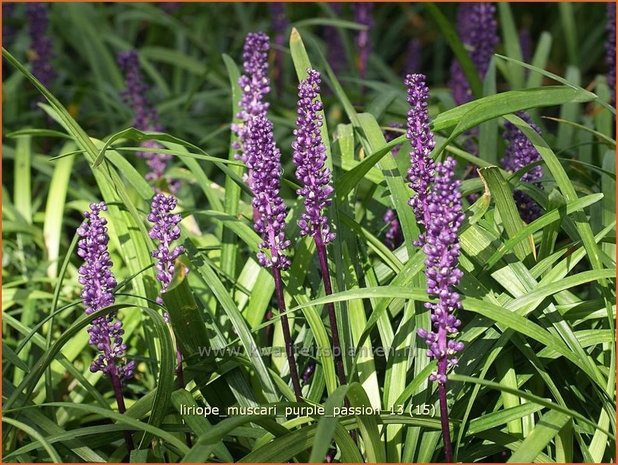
[406,74,464,462]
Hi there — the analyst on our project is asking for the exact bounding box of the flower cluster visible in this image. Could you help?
[353,2,374,78]
[292,69,336,244]
[405,74,436,236]
[607,3,616,104]
[233,32,271,162]
[26,3,56,89]
[383,209,402,250]
[148,193,185,304]
[501,112,544,222]
[448,3,498,105]
[245,114,292,269]
[77,202,134,380]
[324,3,347,76]
[118,51,174,189]
[417,158,465,383]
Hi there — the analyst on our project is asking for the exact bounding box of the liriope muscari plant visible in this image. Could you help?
[292,68,346,388]
[406,74,464,462]
[235,32,303,401]
[501,112,544,222]
[118,50,177,192]
[77,202,134,451]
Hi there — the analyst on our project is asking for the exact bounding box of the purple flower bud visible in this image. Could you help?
[292,69,336,245]
[448,3,498,105]
[383,208,402,250]
[353,2,373,79]
[607,3,616,104]
[118,51,176,191]
[501,112,544,223]
[77,202,133,381]
[405,74,436,238]
[148,193,185,304]
[26,3,56,90]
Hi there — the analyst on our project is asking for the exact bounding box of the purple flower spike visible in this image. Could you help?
[416,157,465,383]
[353,2,373,78]
[293,69,336,245]
[148,193,185,303]
[233,32,271,155]
[607,3,616,104]
[26,3,56,89]
[501,112,544,223]
[77,202,134,381]
[448,3,498,105]
[405,74,436,237]
[118,51,176,191]
[383,209,402,250]
[244,114,292,269]
[324,3,347,76]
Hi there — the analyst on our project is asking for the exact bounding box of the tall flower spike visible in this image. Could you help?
[148,193,185,304]
[292,69,346,389]
[77,202,135,381]
[269,3,288,94]
[26,3,56,89]
[416,157,465,384]
[405,74,436,240]
[448,3,498,105]
[118,51,176,191]
[606,3,616,104]
[501,112,544,223]
[353,2,373,79]
[293,69,335,244]
[233,32,271,163]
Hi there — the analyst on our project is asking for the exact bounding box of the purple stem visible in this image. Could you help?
[272,267,303,401]
[437,358,453,462]
[109,366,134,453]
[314,233,347,388]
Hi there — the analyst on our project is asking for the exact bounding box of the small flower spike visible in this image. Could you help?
[501,112,544,223]
[148,193,185,304]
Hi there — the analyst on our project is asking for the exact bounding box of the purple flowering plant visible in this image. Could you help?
[3,4,615,463]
